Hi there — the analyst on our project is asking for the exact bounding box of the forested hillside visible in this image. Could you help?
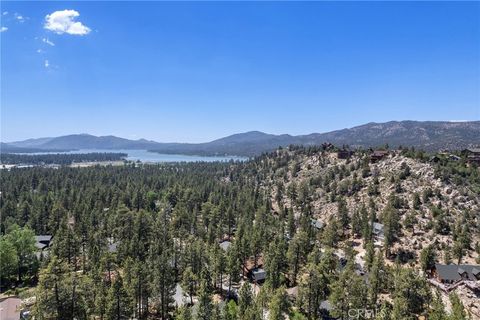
[0,147,479,319]
[0,152,127,165]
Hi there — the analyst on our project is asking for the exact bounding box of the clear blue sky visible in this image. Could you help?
[1,1,479,143]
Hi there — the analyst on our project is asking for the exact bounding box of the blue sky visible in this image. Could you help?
[1,1,479,143]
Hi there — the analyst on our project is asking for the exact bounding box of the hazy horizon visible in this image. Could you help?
[2,2,479,142]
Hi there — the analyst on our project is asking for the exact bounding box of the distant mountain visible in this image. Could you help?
[0,142,72,154]
[8,137,55,148]
[304,120,480,151]
[8,134,160,151]
[3,121,479,156]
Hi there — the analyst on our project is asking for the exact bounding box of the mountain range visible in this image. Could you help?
[2,121,479,156]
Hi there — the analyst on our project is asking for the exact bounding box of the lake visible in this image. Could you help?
[26,149,248,163]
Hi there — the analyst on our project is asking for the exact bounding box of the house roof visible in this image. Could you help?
[108,242,118,253]
[372,150,389,156]
[219,240,231,252]
[373,222,384,233]
[311,219,325,230]
[464,148,480,153]
[35,242,48,250]
[252,268,266,281]
[35,235,52,243]
[286,286,299,297]
[320,300,332,311]
[35,235,52,250]
[435,264,480,281]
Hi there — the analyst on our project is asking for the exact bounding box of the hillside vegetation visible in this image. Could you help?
[0,147,479,319]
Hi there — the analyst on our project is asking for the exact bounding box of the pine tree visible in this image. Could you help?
[175,306,193,320]
[287,231,309,286]
[297,260,329,319]
[351,208,362,237]
[269,287,289,320]
[368,251,386,307]
[265,234,287,289]
[106,274,132,320]
[238,282,254,319]
[330,261,368,319]
[391,268,431,319]
[420,245,436,273]
[428,293,447,320]
[364,240,375,272]
[223,300,238,320]
[337,197,350,232]
[151,206,176,319]
[196,279,213,320]
[182,266,196,305]
[449,293,468,320]
[35,256,91,319]
[382,204,399,257]
[322,216,340,248]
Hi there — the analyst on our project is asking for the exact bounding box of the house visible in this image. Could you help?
[106,237,119,253]
[108,242,118,253]
[461,148,480,165]
[337,150,353,159]
[433,264,480,284]
[319,300,337,319]
[286,286,299,300]
[429,155,441,163]
[311,219,325,231]
[467,155,480,166]
[370,150,389,163]
[250,268,266,283]
[219,240,232,252]
[372,223,384,240]
[321,143,334,151]
[448,154,461,161]
[35,235,52,251]
[462,148,480,156]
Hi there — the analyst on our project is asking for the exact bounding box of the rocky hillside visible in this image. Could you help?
[253,146,480,316]
[262,148,479,262]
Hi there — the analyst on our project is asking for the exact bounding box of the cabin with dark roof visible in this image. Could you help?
[250,268,266,284]
[449,154,461,161]
[372,222,385,240]
[219,240,232,252]
[337,150,353,159]
[462,148,480,156]
[108,242,118,253]
[467,155,480,166]
[35,235,53,251]
[370,150,389,163]
[429,155,441,163]
[433,264,480,284]
[311,219,325,231]
[321,142,334,151]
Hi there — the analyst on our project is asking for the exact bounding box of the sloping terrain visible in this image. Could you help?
[262,149,479,264]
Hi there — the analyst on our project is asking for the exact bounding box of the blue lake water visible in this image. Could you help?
[26,149,248,163]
